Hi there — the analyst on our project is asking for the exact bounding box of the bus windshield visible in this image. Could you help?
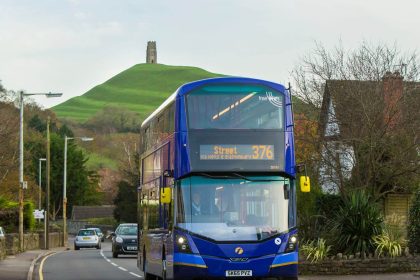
[176,175,291,241]
[187,84,284,130]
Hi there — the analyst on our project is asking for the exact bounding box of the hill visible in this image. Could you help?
[53,63,224,122]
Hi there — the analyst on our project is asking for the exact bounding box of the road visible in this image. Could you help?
[34,239,420,280]
[36,239,142,280]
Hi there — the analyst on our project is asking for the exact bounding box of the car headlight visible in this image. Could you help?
[116,236,123,243]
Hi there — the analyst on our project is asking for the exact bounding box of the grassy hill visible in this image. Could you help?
[53,63,224,122]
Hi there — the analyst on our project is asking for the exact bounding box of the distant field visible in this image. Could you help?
[53,63,224,122]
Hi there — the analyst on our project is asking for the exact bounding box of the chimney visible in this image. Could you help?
[382,71,403,128]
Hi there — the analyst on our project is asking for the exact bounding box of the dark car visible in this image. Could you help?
[111,223,138,258]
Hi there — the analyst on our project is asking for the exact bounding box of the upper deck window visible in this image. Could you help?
[187,84,284,130]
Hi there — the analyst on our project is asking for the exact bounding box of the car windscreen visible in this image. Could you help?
[116,226,137,236]
[78,230,96,236]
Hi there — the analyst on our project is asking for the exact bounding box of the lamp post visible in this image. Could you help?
[38,158,46,210]
[63,136,94,246]
[18,91,62,252]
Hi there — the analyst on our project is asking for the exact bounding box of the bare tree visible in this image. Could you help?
[292,42,420,199]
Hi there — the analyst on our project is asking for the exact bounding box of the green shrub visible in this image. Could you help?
[301,238,331,263]
[23,201,35,232]
[408,190,420,254]
[331,191,383,255]
[373,226,406,258]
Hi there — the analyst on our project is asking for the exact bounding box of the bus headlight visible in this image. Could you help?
[284,234,298,253]
[176,234,191,253]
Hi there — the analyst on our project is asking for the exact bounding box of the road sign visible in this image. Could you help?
[21,181,28,189]
[33,209,45,219]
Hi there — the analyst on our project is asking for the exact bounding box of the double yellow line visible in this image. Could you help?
[38,252,59,280]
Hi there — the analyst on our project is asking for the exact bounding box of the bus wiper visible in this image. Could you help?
[197,173,281,182]
[232,173,281,182]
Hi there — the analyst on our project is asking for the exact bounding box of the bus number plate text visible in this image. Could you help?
[226,270,252,277]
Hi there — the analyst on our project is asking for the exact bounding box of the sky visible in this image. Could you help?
[0,0,418,108]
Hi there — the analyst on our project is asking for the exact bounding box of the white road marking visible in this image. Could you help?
[100,248,142,278]
[130,272,142,278]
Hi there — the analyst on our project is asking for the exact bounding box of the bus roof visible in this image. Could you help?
[140,76,286,128]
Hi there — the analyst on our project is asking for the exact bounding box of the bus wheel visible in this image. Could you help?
[162,259,167,280]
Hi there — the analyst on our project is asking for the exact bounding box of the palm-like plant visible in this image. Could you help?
[331,191,383,255]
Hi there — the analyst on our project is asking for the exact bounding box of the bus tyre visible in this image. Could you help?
[281,277,298,280]
[162,259,167,280]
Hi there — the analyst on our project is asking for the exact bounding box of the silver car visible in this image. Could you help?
[74,229,101,250]
[87,227,104,242]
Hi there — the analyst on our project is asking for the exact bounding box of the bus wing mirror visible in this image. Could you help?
[163,170,174,178]
[300,176,311,192]
[161,187,172,204]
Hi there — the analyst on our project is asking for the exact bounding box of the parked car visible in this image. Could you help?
[0,227,5,238]
[87,227,104,242]
[74,229,101,250]
[111,223,138,258]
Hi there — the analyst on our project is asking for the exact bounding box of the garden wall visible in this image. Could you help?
[0,232,63,260]
[299,255,420,275]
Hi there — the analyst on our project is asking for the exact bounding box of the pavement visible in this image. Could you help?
[0,249,47,280]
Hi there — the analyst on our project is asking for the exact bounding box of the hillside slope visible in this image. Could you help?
[53,63,224,122]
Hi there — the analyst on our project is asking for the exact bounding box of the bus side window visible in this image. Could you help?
[148,187,160,230]
[141,192,148,230]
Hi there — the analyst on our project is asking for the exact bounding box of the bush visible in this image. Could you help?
[301,238,331,263]
[0,197,36,232]
[408,190,420,254]
[373,227,405,258]
[23,201,35,232]
[331,191,383,255]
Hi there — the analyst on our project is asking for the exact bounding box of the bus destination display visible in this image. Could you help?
[200,145,274,160]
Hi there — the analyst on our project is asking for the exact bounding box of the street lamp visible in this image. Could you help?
[18,91,62,251]
[63,136,94,246]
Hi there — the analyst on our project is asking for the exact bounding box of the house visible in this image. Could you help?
[318,72,419,231]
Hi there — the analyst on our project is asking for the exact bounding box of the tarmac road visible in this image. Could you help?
[35,239,142,280]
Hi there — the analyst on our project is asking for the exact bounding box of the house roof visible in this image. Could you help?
[319,77,420,141]
[71,205,115,220]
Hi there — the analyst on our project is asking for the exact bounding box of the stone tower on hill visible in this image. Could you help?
[146,41,157,64]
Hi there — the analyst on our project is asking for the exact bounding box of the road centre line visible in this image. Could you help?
[100,248,142,278]
[118,266,128,271]
[130,272,142,278]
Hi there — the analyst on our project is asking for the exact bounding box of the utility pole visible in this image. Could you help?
[18,91,24,252]
[38,158,46,210]
[63,136,68,247]
[46,117,50,250]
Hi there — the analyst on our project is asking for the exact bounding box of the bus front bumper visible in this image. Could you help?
[173,252,298,279]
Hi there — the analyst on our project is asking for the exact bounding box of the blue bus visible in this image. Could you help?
[137,77,310,280]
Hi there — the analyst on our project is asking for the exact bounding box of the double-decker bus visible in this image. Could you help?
[137,77,310,280]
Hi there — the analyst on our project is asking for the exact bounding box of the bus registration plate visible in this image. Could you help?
[226,270,252,277]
